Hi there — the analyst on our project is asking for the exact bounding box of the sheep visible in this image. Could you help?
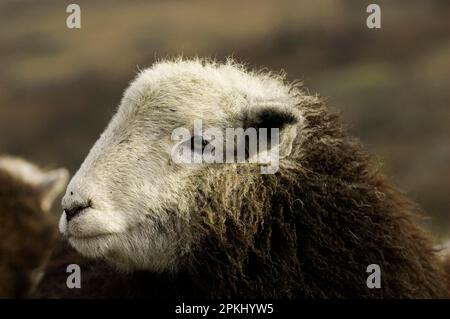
[36,58,447,298]
[0,156,68,298]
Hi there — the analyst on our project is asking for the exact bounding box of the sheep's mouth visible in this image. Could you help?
[67,232,116,241]
[67,220,147,241]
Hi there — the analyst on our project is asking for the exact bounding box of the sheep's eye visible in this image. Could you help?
[190,136,209,152]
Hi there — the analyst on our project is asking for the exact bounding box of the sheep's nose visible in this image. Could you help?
[60,188,91,233]
[62,192,91,221]
[62,179,92,222]
[63,201,91,222]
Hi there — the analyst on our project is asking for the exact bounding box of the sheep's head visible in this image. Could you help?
[59,59,305,272]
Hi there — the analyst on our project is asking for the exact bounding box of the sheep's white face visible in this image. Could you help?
[59,60,302,272]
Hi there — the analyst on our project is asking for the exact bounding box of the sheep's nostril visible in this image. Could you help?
[64,203,91,222]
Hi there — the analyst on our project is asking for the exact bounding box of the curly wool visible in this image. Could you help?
[182,94,447,298]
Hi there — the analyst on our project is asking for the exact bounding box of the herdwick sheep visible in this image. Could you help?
[37,58,447,298]
[0,156,68,298]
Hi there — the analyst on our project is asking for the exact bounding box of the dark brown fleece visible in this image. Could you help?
[0,169,57,298]
[180,94,447,298]
[36,89,447,299]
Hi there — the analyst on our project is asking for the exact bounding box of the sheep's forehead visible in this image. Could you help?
[118,60,292,128]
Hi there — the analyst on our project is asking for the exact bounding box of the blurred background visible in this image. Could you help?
[0,0,448,239]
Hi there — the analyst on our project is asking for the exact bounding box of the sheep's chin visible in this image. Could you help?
[67,224,179,272]
[67,233,136,271]
[68,232,120,258]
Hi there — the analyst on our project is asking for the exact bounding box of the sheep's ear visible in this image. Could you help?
[242,103,300,158]
[37,168,69,212]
